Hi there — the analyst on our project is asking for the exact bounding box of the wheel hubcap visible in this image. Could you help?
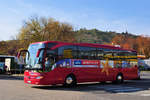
[118,76,122,80]
[66,77,73,84]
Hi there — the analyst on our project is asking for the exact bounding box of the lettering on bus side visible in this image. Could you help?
[72,59,100,68]
[74,60,82,65]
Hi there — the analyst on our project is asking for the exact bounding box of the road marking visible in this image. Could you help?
[113,88,142,92]
[90,85,150,97]
[140,94,150,96]
[106,86,143,93]
[118,90,150,97]
[127,80,150,83]
[104,86,134,90]
[88,85,143,93]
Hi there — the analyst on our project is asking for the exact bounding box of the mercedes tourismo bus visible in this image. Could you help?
[18,41,140,86]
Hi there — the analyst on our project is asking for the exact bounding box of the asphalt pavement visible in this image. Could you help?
[0,71,150,100]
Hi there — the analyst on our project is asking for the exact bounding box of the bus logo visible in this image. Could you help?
[74,60,82,65]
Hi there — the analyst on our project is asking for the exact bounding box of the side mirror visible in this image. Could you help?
[36,48,46,57]
[17,50,30,60]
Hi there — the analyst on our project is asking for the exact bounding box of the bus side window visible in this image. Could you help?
[89,47,97,60]
[104,51,113,60]
[113,52,117,60]
[78,46,90,59]
[72,46,78,59]
[127,51,138,68]
[97,49,104,60]
[58,45,78,60]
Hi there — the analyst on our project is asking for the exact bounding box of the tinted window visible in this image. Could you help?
[77,46,90,59]
[47,43,57,48]
[46,49,58,57]
[0,57,5,62]
[77,46,104,60]
[58,45,78,59]
[97,48,104,60]
[89,48,97,59]
[128,51,137,56]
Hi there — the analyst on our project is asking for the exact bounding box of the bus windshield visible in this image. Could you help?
[26,43,45,69]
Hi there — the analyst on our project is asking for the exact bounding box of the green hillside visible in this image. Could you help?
[75,28,137,44]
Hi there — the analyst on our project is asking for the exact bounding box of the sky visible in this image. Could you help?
[0,0,150,40]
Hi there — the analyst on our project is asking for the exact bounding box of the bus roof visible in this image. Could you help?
[31,41,136,52]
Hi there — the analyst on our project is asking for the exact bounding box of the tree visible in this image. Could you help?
[0,40,21,56]
[136,36,150,57]
[112,34,134,50]
[17,16,75,49]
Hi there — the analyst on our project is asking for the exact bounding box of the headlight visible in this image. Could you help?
[34,64,42,69]
[25,65,31,68]
[36,76,44,79]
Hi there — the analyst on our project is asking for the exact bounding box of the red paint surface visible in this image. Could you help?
[24,41,138,85]
[24,64,139,85]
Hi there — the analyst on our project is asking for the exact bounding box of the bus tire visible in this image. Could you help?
[135,76,141,80]
[115,74,124,84]
[64,74,77,87]
[0,69,2,74]
[100,81,106,84]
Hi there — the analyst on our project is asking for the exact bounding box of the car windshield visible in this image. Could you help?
[26,43,45,69]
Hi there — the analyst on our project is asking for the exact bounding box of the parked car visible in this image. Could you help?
[138,60,150,71]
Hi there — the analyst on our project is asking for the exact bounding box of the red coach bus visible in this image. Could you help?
[18,41,140,86]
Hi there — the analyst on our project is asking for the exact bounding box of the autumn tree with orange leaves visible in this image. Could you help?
[17,16,75,49]
[112,34,150,58]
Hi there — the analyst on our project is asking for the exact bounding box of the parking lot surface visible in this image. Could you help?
[0,72,150,100]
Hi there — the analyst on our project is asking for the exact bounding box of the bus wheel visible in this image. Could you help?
[64,75,76,87]
[0,69,2,74]
[135,76,141,80]
[115,74,124,84]
[100,81,106,84]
